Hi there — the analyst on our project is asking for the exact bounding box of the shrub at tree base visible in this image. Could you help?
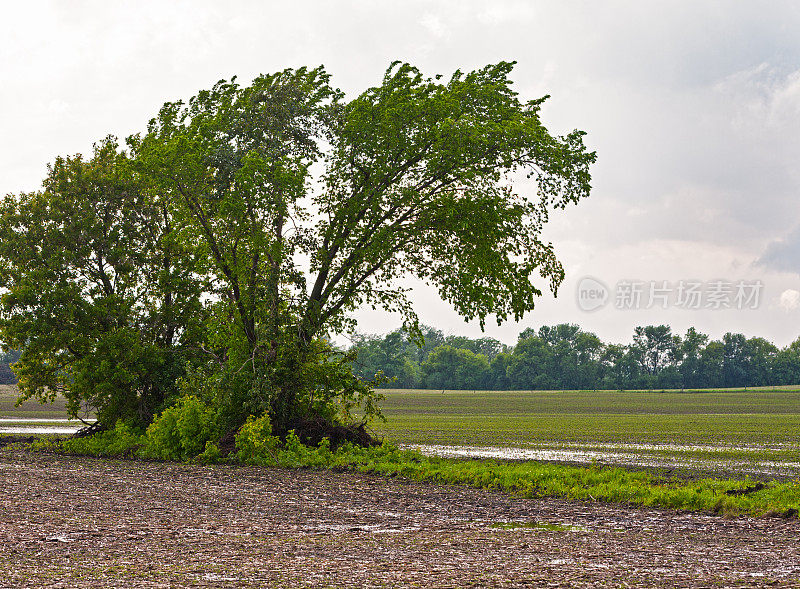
[286,415,379,450]
[139,396,220,461]
[235,414,281,465]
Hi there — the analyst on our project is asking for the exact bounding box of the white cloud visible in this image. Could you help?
[420,13,447,38]
[715,63,800,124]
[47,99,70,113]
[758,226,800,275]
[477,0,535,25]
[780,289,800,312]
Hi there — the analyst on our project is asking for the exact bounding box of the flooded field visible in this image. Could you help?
[2,386,800,586]
[0,386,93,435]
[376,388,800,445]
[2,448,799,588]
[377,388,800,479]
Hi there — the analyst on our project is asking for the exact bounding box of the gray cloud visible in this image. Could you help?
[758,227,800,275]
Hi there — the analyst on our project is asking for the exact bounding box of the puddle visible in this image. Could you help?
[201,573,243,582]
[302,523,420,535]
[45,535,76,543]
[490,521,588,532]
[0,417,93,435]
[547,558,575,565]
[521,440,792,454]
[0,426,84,435]
[0,418,94,423]
[404,443,800,478]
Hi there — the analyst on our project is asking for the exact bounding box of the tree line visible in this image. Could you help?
[350,324,800,390]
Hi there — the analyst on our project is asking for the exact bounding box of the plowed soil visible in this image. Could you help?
[1,448,799,588]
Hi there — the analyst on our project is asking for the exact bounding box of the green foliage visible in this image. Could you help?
[235,414,281,466]
[298,444,800,518]
[54,421,144,457]
[421,345,490,390]
[133,61,593,433]
[234,415,335,468]
[196,441,222,464]
[140,396,219,461]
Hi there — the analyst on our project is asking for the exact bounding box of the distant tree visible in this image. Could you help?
[350,334,388,382]
[656,365,683,389]
[537,325,581,388]
[409,325,445,363]
[744,336,778,387]
[421,345,490,390]
[0,349,21,384]
[677,327,709,389]
[507,335,555,389]
[720,332,772,388]
[573,331,604,389]
[398,357,422,389]
[697,340,725,388]
[527,324,603,389]
[0,363,16,385]
[351,325,449,388]
[722,333,746,387]
[632,325,677,376]
[537,323,582,346]
[356,324,800,391]
[488,351,512,389]
[600,343,640,390]
[772,339,800,385]
[372,330,409,383]
[443,335,507,360]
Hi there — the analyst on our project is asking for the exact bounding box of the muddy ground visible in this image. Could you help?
[1,448,799,588]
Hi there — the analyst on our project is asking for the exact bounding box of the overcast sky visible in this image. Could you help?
[3,1,800,346]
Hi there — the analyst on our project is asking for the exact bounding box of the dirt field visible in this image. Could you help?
[1,448,799,588]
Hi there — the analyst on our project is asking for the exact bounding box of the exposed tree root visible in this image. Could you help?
[285,416,380,450]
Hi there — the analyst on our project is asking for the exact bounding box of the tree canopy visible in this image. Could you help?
[0,61,595,441]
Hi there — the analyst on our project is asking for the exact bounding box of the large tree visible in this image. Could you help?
[1,61,595,438]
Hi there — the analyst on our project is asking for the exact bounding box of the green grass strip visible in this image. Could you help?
[326,444,800,518]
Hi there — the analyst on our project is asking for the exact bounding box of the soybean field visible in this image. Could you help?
[373,388,800,479]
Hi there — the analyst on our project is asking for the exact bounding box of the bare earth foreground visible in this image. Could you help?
[1,449,799,588]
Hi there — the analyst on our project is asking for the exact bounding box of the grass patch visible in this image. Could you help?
[490,521,587,532]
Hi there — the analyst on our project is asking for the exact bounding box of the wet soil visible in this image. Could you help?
[1,448,799,588]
